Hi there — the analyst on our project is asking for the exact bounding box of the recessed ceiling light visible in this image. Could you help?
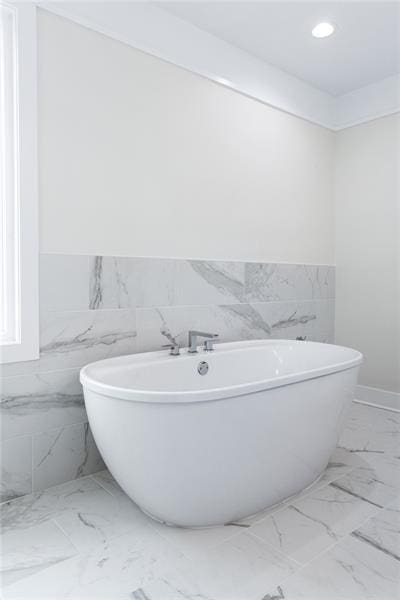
[312,22,335,38]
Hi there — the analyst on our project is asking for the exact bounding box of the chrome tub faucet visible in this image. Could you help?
[188,330,219,353]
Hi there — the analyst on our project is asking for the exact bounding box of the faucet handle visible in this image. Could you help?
[204,336,219,352]
[162,343,181,356]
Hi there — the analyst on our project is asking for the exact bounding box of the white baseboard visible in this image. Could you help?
[355,385,400,413]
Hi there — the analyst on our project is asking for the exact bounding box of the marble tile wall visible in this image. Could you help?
[0,254,335,502]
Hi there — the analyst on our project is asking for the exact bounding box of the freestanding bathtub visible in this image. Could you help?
[80,339,362,527]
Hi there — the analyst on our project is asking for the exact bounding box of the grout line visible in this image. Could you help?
[145,518,244,564]
[89,473,116,498]
[0,365,82,381]
[31,434,34,495]
[252,467,390,576]
[329,481,384,509]
[1,431,35,443]
[249,497,387,583]
[349,505,387,534]
[351,529,400,562]
[0,472,97,507]
[146,463,360,564]
[28,297,336,319]
[247,528,305,567]
[39,307,138,316]
[134,298,335,312]
[3,420,89,444]
[39,251,336,268]
[50,518,81,555]
[262,465,357,510]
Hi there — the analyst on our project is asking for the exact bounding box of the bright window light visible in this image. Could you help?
[0,1,39,364]
[0,2,20,347]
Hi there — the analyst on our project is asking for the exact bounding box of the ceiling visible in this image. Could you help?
[155,1,400,96]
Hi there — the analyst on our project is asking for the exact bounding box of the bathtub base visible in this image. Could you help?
[137,470,327,529]
[85,368,359,527]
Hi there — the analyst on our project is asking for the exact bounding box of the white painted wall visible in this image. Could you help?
[335,114,400,393]
[38,10,334,265]
[34,8,400,402]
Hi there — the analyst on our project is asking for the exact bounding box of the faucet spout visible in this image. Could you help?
[188,330,219,354]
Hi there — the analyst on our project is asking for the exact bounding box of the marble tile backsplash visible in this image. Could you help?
[0,254,335,502]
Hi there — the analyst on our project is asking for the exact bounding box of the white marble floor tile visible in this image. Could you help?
[0,520,77,588]
[338,403,400,456]
[1,527,193,599]
[323,446,358,477]
[330,452,400,508]
[1,399,399,600]
[278,449,356,506]
[129,578,208,600]
[149,518,243,560]
[261,534,400,599]
[249,483,380,564]
[1,477,152,554]
[1,477,104,533]
[93,471,277,567]
[130,559,293,600]
[182,530,298,599]
[91,470,124,496]
[291,482,382,536]
[232,502,289,527]
[352,496,400,561]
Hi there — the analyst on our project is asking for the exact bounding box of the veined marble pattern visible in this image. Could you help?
[39,253,334,311]
[1,521,77,587]
[1,253,335,502]
[338,401,400,455]
[245,263,335,302]
[261,535,400,599]
[1,369,85,441]
[352,497,400,561]
[89,257,178,309]
[39,309,137,371]
[136,299,334,352]
[32,423,105,492]
[1,308,137,378]
[0,307,135,498]
[249,482,380,564]
[177,260,246,305]
[329,452,400,509]
[1,403,399,600]
[88,257,246,309]
[0,437,32,503]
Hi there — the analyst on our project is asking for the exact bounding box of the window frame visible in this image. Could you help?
[0,1,38,364]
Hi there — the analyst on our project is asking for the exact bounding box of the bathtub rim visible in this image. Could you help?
[80,339,363,404]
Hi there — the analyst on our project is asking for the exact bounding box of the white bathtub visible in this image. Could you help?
[80,339,362,527]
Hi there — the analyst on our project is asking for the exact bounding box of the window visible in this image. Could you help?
[0,1,38,364]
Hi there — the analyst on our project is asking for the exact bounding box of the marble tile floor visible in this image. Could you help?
[0,402,399,600]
